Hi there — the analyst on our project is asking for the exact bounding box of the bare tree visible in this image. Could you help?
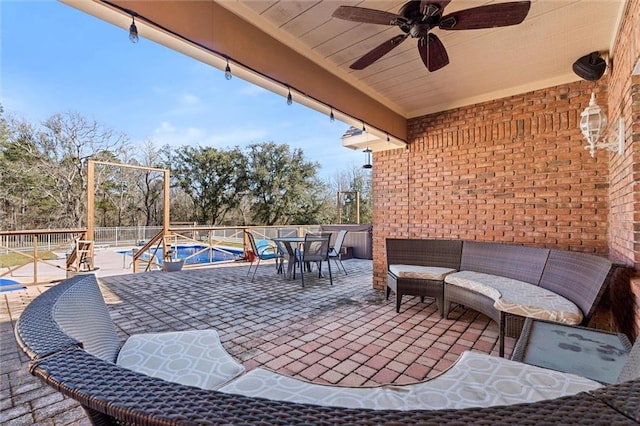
[34,112,131,228]
[329,165,373,224]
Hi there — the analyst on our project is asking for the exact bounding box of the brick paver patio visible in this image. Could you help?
[1,259,514,425]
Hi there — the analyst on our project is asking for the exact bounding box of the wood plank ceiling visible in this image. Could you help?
[221,1,625,118]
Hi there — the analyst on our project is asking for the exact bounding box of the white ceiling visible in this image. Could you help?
[219,0,626,118]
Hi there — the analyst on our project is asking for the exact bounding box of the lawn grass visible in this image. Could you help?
[0,251,58,268]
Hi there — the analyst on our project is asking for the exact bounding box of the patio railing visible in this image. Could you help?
[0,225,320,284]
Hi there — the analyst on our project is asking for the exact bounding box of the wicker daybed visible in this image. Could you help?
[15,274,640,425]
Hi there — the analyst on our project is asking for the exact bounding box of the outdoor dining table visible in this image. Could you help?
[271,236,329,280]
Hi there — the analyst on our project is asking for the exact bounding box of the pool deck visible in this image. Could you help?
[1,257,514,425]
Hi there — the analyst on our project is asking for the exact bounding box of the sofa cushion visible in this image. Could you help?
[219,351,601,410]
[445,271,583,324]
[116,329,244,390]
[389,264,457,281]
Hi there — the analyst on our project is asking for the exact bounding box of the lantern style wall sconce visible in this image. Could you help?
[580,93,623,158]
[362,148,372,169]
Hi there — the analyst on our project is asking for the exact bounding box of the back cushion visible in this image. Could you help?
[539,250,612,320]
[53,274,120,363]
[460,241,549,285]
[386,239,462,270]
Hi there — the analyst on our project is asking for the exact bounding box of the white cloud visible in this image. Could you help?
[180,93,200,105]
[165,92,203,116]
[238,83,268,97]
[152,121,267,148]
[153,122,203,146]
[206,128,268,146]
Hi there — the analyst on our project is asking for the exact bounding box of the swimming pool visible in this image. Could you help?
[119,245,244,266]
[0,278,26,293]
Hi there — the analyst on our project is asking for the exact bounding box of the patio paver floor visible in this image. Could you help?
[1,259,515,425]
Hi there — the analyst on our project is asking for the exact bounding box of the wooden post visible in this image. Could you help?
[87,160,95,242]
[163,169,170,235]
[33,234,38,284]
[162,169,171,261]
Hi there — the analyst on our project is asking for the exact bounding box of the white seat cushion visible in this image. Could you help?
[116,329,244,390]
[389,264,456,281]
[219,351,600,410]
[445,271,583,324]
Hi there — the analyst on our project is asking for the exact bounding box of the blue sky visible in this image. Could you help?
[1,0,364,179]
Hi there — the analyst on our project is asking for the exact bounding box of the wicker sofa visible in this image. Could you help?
[386,239,614,356]
[16,274,639,424]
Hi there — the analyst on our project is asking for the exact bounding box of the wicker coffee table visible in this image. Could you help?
[511,318,632,384]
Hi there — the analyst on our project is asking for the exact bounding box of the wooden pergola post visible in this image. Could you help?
[86,161,171,273]
[87,160,95,242]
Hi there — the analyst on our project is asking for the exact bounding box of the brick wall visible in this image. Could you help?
[606,0,640,335]
[607,0,640,268]
[373,2,639,334]
[372,81,610,289]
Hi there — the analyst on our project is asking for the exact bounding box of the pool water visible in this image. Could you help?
[119,245,243,265]
[0,278,26,293]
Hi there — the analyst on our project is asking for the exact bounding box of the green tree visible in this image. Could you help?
[172,146,248,225]
[0,112,57,229]
[246,142,326,225]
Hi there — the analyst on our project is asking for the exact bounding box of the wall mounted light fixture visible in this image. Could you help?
[580,93,623,158]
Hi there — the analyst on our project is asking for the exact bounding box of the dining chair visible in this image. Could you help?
[328,229,348,274]
[245,231,282,281]
[293,235,332,287]
[272,239,289,275]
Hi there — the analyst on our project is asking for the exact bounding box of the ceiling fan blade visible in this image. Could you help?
[420,0,451,15]
[439,1,531,30]
[332,6,403,25]
[418,33,449,72]
[350,35,408,70]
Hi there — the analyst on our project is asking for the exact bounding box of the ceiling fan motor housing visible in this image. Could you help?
[399,1,444,37]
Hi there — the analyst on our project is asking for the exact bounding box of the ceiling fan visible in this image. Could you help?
[332,0,531,72]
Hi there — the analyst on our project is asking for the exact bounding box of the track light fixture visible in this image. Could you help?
[287,87,293,106]
[330,107,335,122]
[224,58,232,80]
[129,16,139,43]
